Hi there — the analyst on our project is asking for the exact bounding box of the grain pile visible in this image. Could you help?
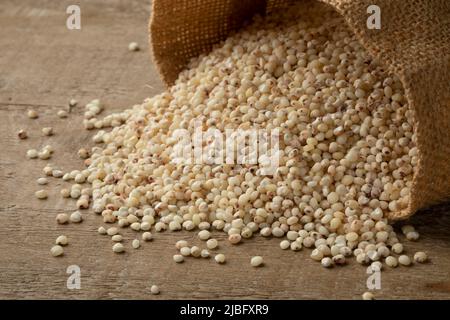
[29,2,427,271]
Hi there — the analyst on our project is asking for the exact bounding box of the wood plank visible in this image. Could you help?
[0,0,449,300]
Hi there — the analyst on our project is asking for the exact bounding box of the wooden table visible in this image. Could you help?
[1,0,449,300]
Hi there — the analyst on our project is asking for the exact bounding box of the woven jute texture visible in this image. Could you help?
[149,0,450,220]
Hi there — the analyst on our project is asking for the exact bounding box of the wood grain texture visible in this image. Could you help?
[0,0,449,300]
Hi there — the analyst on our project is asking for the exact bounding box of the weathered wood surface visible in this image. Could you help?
[0,0,449,300]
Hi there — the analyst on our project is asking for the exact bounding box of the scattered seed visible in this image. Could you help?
[27,109,38,119]
[26,149,38,159]
[201,249,210,258]
[290,241,302,251]
[52,170,64,178]
[173,254,184,263]
[98,226,107,235]
[280,240,290,250]
[56,235,68,246]
[107,227,119,236]
[150,285,160,295]
[406,231,420,241]
[37,177,48,185]
[60,189,70,198]
[69,211,83,223]
[38,149,51,160]
[43,166,53,176]
[180,246,191,257]
[398,255,412,266]
[57,110,68,118]
[43,145,54,153]
[321,257,333,268]
[77,148,90,159]
[190,246,201,257]
[250,256,264,267]
[142,232,153,241]
[206,239,218,250]
[413,252,428,263]
[132,239,140,249]
[362,292,375,300]
[111,235,123,242]
[56,213,69,224]
[311,249,323,261]
[128,42,140,51]
[175,240,188,249]
[385,256,398,268]
[18,130,28,139]
[112,243,124,253]
[35,189,48,199]
[214,253,226,264]
[391,243,403,254]
[332,254,346,265]
[50,245,64,257]
[130,222,141,231]
[69,99,78,107]
[198,230,211,241]
[42,127,54,136]
[228,233,241,245]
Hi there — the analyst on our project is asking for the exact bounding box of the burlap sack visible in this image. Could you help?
[149,0,450,220]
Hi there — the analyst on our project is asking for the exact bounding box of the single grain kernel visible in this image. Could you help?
[190,246,201,257]
[201,249,210,258]
[128,42,140,51]
[60,189,70,198]
[56,213,69,224]
[56,235,68,246]
[175,240,188,250]
[27,109,38,119]
[111,235,123,242]
[112,243,124,253]
[142,232,153,241]
[362,292,375,300]
[150,285,160,295]
[385,256,398,268]
[206,239,218,250]
[198,230,211,241]
[98,226,107,235]
[70,211,83,223]
[413,252,427,263]
[228,233,241,245]
[57,110,68,118]
[37,177,48,185]
[132,239,140,249]
[18,130,28,139]
[398,255,412,266]
[180,247,191,257]
[69,99,77,107]
[27,149,38,159]
[42,127,54,136]
[173,254,184,263]
[107,227,119,236]
[250,256,264,267]
[214,254,225,264]
[35,189,48,199]
[50,245,64,257]
[321,257,333,268]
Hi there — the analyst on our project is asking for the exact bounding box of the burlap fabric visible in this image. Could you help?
[149,0,450,220]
